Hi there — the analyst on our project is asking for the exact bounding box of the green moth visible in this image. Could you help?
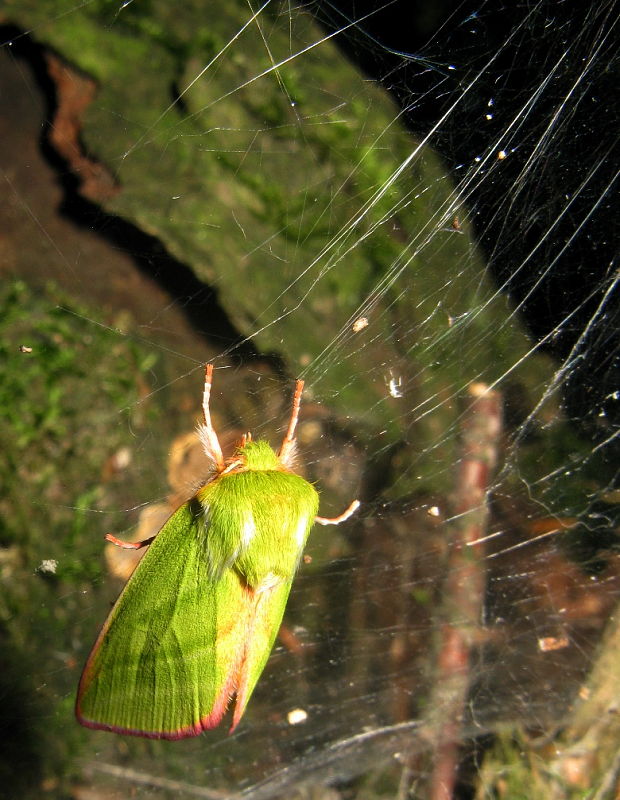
[76,365,359,739]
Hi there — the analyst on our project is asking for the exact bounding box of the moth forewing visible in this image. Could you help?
[230,578,293,729]
[76,365,357,738]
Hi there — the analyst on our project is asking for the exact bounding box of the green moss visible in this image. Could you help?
[0,279,162,795]
[477,730,596,800]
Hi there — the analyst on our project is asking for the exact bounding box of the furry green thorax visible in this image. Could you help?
[236,439,283,471]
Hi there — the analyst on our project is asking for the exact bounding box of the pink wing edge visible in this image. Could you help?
[76,671,237,740]
[75,585,276,740]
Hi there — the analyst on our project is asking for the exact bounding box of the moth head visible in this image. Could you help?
[233,439,285,472]
[198,365,302,476]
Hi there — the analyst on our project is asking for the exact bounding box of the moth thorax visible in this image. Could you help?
[238,439,281,471]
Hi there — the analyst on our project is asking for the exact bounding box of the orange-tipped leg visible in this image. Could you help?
[105,533,156,550]
[315,499,360,526]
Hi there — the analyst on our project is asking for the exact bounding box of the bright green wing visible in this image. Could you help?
[76,468,319,739]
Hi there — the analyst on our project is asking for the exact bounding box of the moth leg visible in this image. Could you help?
[315,499,360,526]
[200,363,225,472]
[105,533,156,550]
[279,379,304,464]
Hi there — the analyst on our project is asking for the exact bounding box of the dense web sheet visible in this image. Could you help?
[0,1,618,798]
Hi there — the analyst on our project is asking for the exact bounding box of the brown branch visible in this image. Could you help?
[426,383,502,800]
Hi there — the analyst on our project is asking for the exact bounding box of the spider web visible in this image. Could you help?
[0,0,618,797]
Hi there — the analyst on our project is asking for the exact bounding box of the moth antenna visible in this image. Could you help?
[280,439,297,470]
[279,379,304,463]
[200,364,225,472]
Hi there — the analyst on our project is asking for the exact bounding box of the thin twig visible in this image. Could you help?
[81,760,236,799]
[427,383,502,800]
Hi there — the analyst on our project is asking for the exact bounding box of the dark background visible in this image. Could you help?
[312,0,619,443]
